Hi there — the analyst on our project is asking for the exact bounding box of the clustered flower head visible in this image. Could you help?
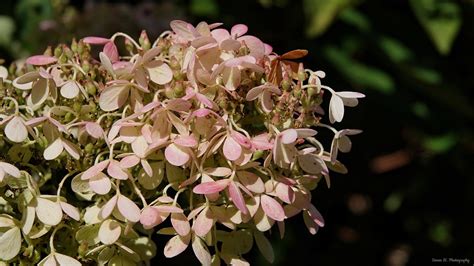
[0,20,364,265]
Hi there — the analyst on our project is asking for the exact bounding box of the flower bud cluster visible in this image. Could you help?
[0,20,364,265]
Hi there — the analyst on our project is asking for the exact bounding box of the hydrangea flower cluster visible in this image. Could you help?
[0,20,364,265]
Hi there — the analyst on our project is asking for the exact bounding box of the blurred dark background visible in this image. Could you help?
[1,0,473,265]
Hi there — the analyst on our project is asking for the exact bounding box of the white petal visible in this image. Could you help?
[60,202,80,221]
[5,116,28,143]
[35,197,62,226]
[60,80,80,99]
[0,227,22,261]
[329,94,344,123]
[43,138,64,160]
[147,62,173,85]
[99,84,130,112]
[0,162,20,178]
[54,253,82,266]
[99,219,122,245]
[192,234,212,266]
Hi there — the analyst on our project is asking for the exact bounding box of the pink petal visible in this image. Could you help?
[191,234,212,266]
[81,160,109,180]
[204,167,232,177]
[220,39,241,51]
[261,195,285,221]
[211,28,230,43]
[264,43,273,55]
[231,131,252,149]
[261,91,274,113]
[25,116,48,127]
[89,172,112,195]
[193,108,211,117]
[155,205,184,213]
[237,171,265,194]
[83,36,110,45]
[251,133,273,150]
[231,24,248,37]
[165,143,190,166]
[103,42,119,63]
[107,160,129,180]
[193,207,214,237]
[228,181,248,214]
[223,136,242,161]
[163,234,191,258]
[195,93,215,109]
[26,55,57,66]
[62,139,81,160]
[174,135,198,147]
[170,20,196,41]
[238,35,265,60]
[171,213,190,236]
[140,206,162,229]
[60,202,80,221]
[117,195,141,222]
[193,179,230,194]
[246,85,265,101]
[99,195,118,219]
[303,211,319,235]
[280,129,298,144]
[275,183,295,204]
[166,98,192,112]
[119,155,140,169]
[306,204,325,227]
[85,122,104,139]
[224,55,255,67]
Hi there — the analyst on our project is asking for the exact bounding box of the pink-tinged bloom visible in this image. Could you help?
[273,128,317,169]
[164,134,197,167]
[99,194,141,222]
[12,68,57,109]
[83,36,119,63]
[26,55,57,66]
[246,83,282,113]
[80,159,129,195]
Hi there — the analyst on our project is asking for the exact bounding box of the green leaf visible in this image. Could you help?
[190,0,218,17]
[410,0,462,55]
[304,0,357,37]
[324,46,395,94]
[384,192,403,213]
[339,8,371,32]
[254,231,275,263]
[378,36,413,63]
[0,16,15,47]
[423,134,456,153]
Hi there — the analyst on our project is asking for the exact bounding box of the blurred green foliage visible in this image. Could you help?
[0,0,473,265]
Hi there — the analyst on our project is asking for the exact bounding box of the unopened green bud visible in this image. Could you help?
[139,30,151,50]
[281,79,291,91]
[85,143,94,154]
[54,46,62,58]
[73,102,82,112]
[71,38,78,52]
[86,82,96,96]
